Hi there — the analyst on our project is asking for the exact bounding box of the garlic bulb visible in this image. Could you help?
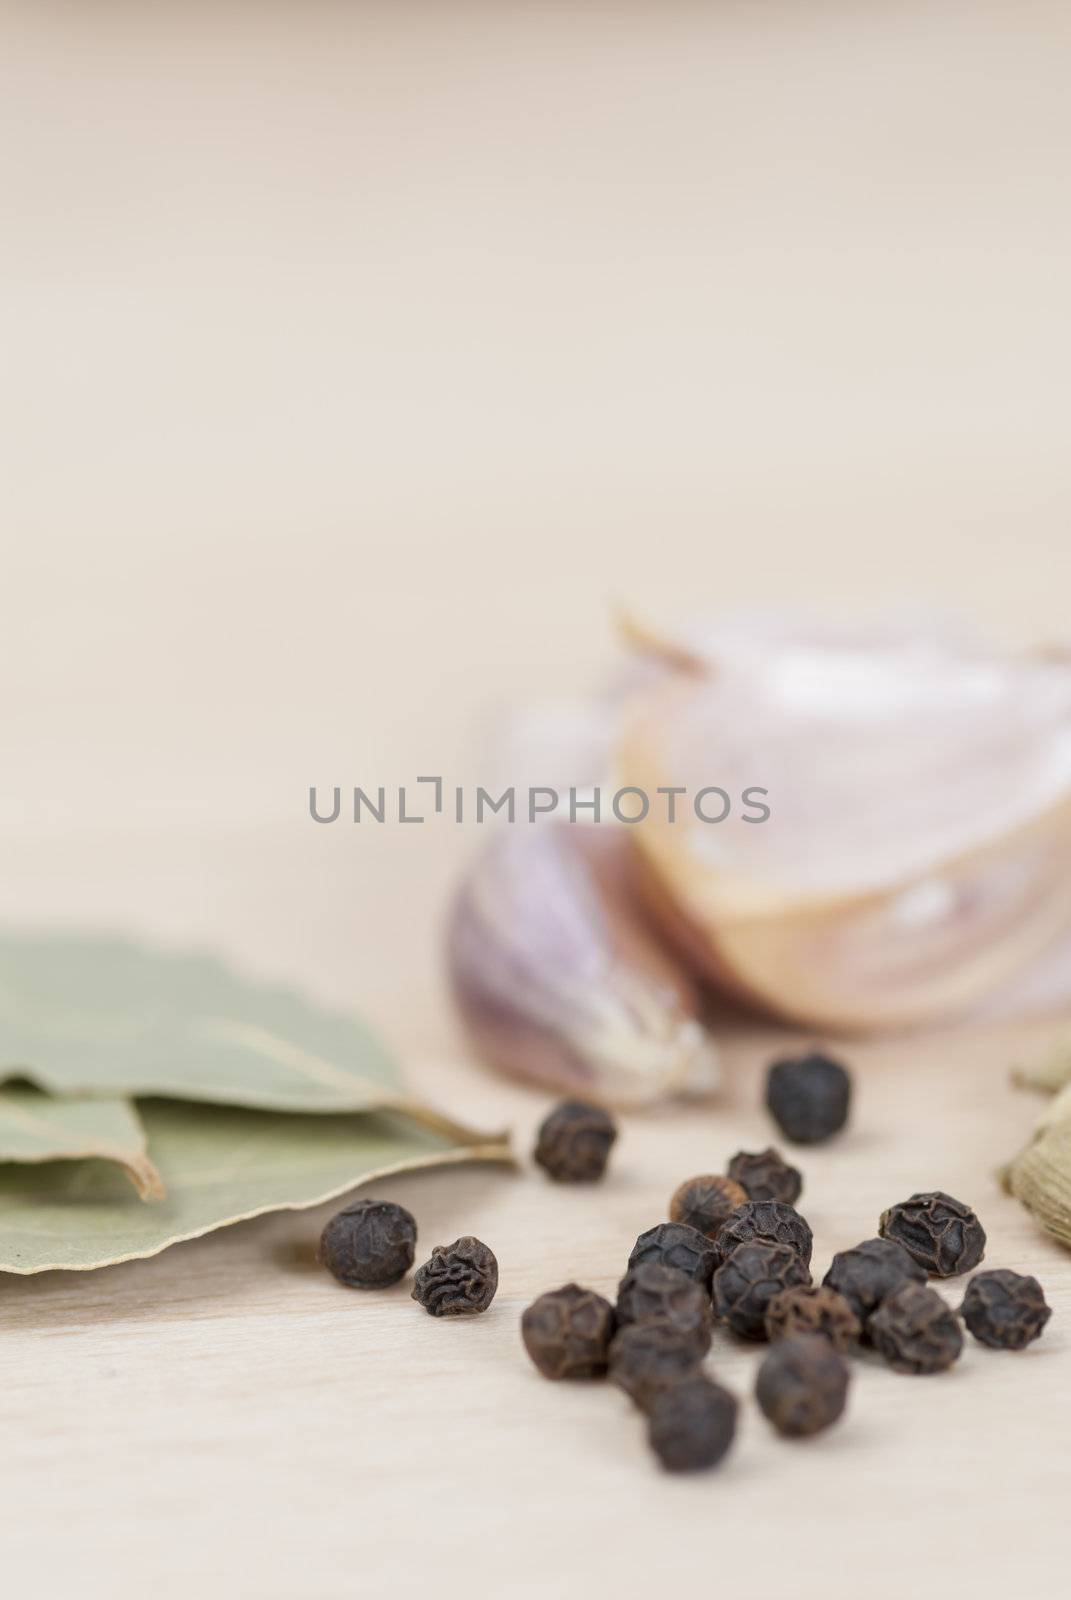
[447,822,720,1106]
[617,616,1071,1032]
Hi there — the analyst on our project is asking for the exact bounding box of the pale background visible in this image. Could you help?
[2,3,1070,1596]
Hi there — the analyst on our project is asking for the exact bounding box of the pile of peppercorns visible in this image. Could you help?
[311,1049,1052,1474]
[521,1051,1053,1473]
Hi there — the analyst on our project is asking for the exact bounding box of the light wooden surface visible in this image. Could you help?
[4,1016,1068,1599]
[5,3,1071,1595]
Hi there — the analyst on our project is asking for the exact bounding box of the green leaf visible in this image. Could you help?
[0,1099,511,1273]
[0,1082,164,1199]
[0,932,402,1113]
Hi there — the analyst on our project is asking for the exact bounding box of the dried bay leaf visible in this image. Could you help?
[0,932,405,1114]
[0,1099,512,1273]
[0,934,514,1273]
[0,1083,164,1200]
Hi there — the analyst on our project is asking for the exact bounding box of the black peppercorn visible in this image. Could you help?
[609,1319,705,1409]
[868,1281,963,1373]
[755,1334,850,1437]
[628,1222,717,1290]
[615,1262,712,1359]
[822,1237,926,1325]
[766,1051,851,1144]
[669,1173,748,1240]
[533,1100,617,1183]
[319,1197,417,1288]
[959,1269,1051,1350]
[713,1240,812,1340]
[646,1376,738,1472]
[764,1284,861,1351]
[411,1236,498,1316]
[879,1191,986,1278]
[727,1146,803,1206]
[521,1284,617,1379]
[715,1200,814,1269]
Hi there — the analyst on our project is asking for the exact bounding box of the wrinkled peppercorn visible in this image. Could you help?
[646,1375,738,1472]
[764,1284,861,1351]
[411,1236,498,1316]
[868,1281,963,1373]
[713,1240,812,1340]
[609,1319,705,1408]
[319,1197,417,1288]
[727,1146,803,1206]
[628,1222,717,1290]
[766,1051,852,1144]
[669,1173,748,1239]
[822,1237,926,1325]
[960,1269,1051,1350]
[756,1334,850,1437]
[521,1284,617,1379]
[615,1262,712,1358]
[533,1100,617,1183]
[715,1200,814,1269]
[879,1191,986,1278]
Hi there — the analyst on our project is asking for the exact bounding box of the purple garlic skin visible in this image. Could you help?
[619,615,1071,1032]
[447,823,720,1107]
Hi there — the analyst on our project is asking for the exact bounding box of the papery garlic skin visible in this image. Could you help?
[619,619,1071,1032]
[446,823,720,1106]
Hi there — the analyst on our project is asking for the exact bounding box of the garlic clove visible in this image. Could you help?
[446,822,720,1106]
[618,617,1071,1032]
